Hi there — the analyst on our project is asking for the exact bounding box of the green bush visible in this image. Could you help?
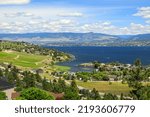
[0,92,7,100]
[18,87,55,100]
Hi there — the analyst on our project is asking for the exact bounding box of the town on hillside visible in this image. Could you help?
[0,41,150,100]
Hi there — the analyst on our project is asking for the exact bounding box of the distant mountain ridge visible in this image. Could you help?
[0,32,150,46]
[129,34,150,41]
[0,32,119,40]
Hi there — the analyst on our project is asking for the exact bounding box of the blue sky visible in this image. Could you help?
[0,0,150,35]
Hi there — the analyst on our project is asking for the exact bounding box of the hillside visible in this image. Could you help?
[0,32,120,45]
[129,34,150,41]
[0,40,71,61]
[0,40,73,96]
[0,40,72,72]
[0,51,49,68]
[0,32,150,46]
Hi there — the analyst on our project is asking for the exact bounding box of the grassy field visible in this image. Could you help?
[0,51,70,73]
[53,65,71,71]
[77,81,150,95]
[0,51,50,69]
[77,81,132,95]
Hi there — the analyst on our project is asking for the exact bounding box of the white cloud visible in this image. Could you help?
[133,7,150,19]
[77,22,150,35]
[146,20,150,24]
[80,22,115,33]
[0,19,77,33]
[128,23,150,34]
[0,0,30,5]
[0,6,150,35]
[4,12,34,17]
[58,12,84,17]
[0,20,150,35]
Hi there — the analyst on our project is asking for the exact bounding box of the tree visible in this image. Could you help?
[130,86,150,100]
[134,59,141,67]
[127,59,144,89]
[0,92,7,100]
[7,72,16,84]
[93,61,101,69]
[42,78,51,91]
[126,60,150,100]
[137,86,150,100]
[92,72,108,81]
[15,79,23,92]
[103,93,118,100]
[120,93,124,100]
[35,73,42,83]
[64,80,80,100]
[18,87,54,100]
[76,72,90,81]
[52,79,62,93]
[58,78,66,92]
[64,87,80,100]
[0,69,3,77]
[23,72,36,88]
[88,88,101,100]
[79,89,90,98]
[70,80,79,93]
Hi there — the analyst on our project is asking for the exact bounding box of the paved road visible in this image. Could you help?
[3,88,15,100]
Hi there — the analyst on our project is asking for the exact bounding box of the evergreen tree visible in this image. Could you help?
[0,69,3,77]
[88,88,101,100]
[103,93,118,100]
[23,72,36,88]
[64,87,80,100]
[64,80,80,100]
[70,80,79,93]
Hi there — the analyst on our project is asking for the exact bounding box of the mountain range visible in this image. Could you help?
[0,32,150,46]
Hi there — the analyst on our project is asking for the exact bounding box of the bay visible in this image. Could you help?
[47,46,150,72]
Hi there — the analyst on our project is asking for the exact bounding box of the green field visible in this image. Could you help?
[53,65,71,71]
[0,51,71,73]
[77,81,150,95]
[77,81,132,95]
[0,51,49,69]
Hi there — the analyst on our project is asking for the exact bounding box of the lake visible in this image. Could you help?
[47,46,150,72]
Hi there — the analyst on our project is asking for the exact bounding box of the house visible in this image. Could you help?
[126,64,131,67]
[100,63,105,66]
[95,69,99,72]
[112,66,120,71]
[68,72,76,76]
[108,75,116,81]
[30,68,44,74]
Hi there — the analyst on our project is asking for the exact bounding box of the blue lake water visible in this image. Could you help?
[47,46,150,72]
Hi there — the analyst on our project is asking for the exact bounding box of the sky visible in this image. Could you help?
[0,0,150,35]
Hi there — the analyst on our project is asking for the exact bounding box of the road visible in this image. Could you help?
[3,88,15,100]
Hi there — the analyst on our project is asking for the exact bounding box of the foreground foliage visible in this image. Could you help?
[0,92,7,100]
[17,87,55,100]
